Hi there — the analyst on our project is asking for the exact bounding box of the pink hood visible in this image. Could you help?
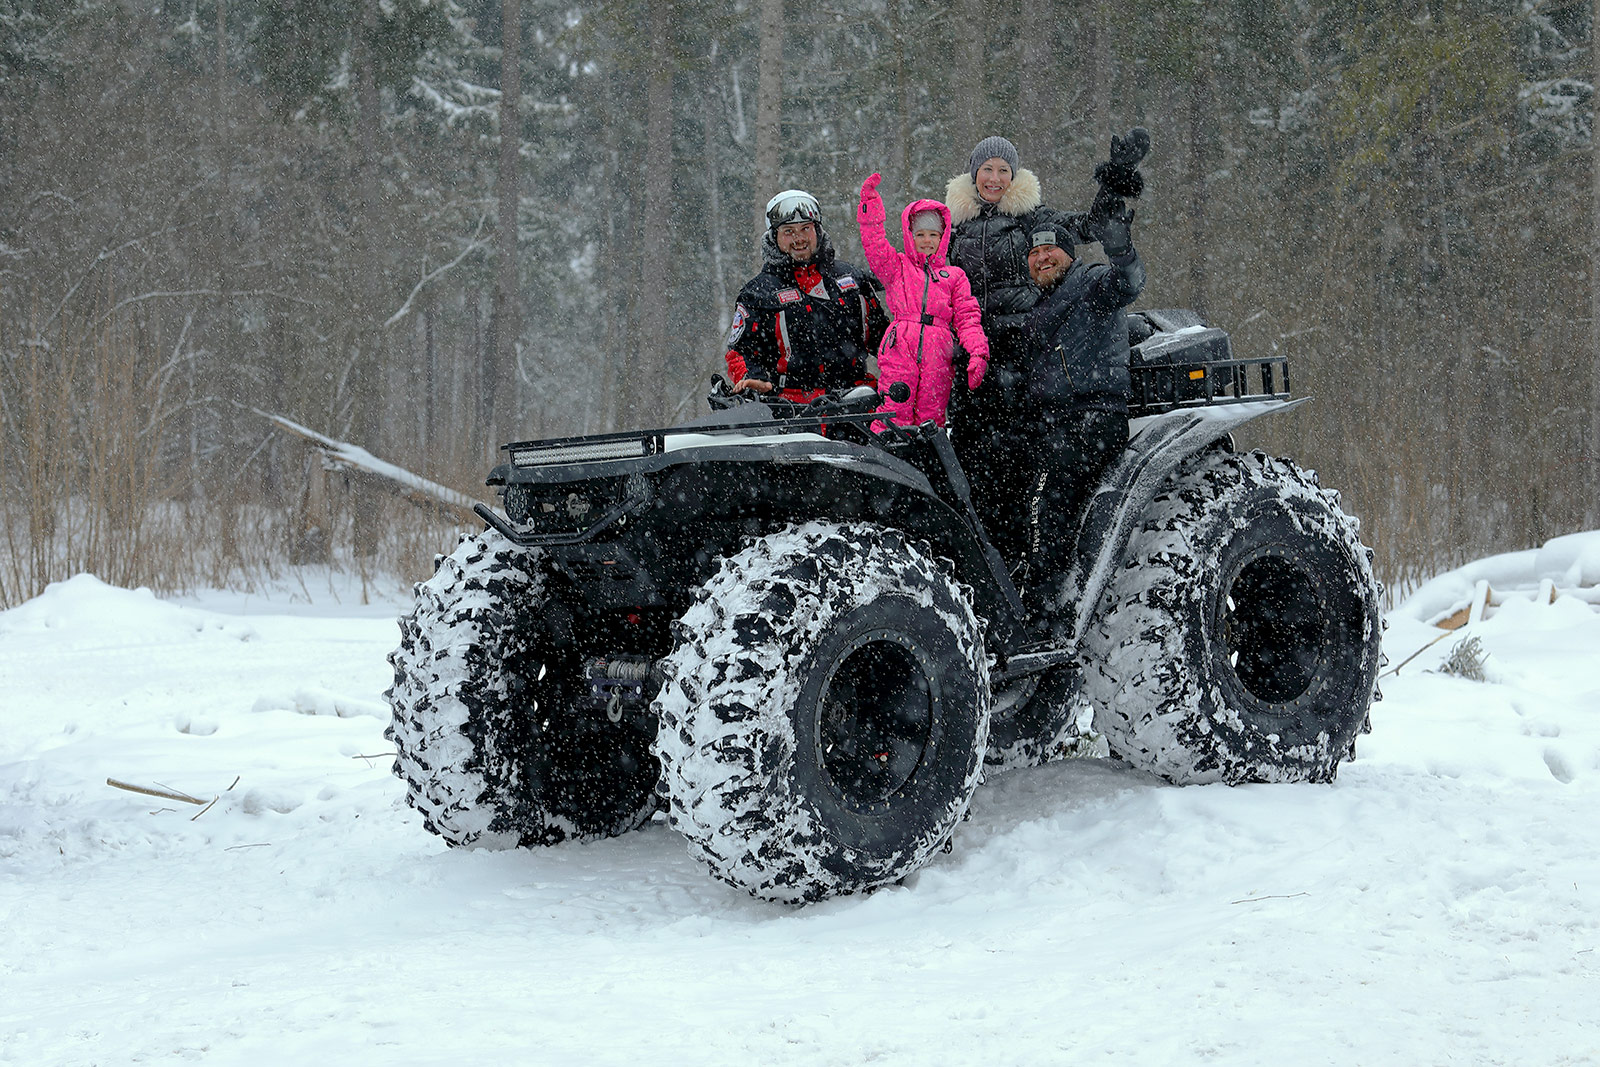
[901,198,952,269]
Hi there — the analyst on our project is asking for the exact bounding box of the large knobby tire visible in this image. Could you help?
[385,530,658,847]
[652,521,991,904]
[1080,449,1383,785]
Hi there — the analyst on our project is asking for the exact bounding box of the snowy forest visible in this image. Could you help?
[1,0,1597,606]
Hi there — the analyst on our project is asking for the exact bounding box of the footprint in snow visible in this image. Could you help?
[251,686,387,719]
[174,714,219,736]
[238,788,303,815]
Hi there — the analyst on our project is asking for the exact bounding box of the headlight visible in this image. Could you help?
[510,437,651,467]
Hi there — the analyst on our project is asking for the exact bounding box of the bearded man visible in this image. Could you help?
[1020,201,1145,629]
[724,189,887,402]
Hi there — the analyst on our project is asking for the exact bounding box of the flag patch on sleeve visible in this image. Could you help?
[726,303,749,346]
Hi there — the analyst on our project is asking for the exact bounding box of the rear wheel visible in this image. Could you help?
[653,521,991,903]
[1080,450,1382,784]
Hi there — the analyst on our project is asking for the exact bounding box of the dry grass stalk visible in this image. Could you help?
[1437,636,1489,682]
[1,298,481,609]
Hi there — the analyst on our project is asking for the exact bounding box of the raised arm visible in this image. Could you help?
[1087,200,1146,310]
[855,172,901,282]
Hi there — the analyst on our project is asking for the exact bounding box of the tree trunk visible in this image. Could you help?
[214,0,228,122]
[950,0,988,157]
[887,1,912,204]
[703,53,730,336]
[1186,49,1212,321]
[492,0,523,445]
[600,123,625,433]
[627,0,674,426]
[595,32,636,437]
[422,303,436,478]
[1592,0,1600,525]
[754,0,783,246]
[1020,17,1057,171]
[1082,3,1114,153]
[350,0,383,556]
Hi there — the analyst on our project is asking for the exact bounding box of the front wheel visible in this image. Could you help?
[652,521,991,904]
[385,531,659,847]
[1080,450,1383,784]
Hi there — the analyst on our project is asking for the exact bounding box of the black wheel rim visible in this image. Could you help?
[815,628,936,807]
[1219,549,1330,706]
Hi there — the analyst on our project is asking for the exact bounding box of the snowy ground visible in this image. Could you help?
[3,535,1598,1066]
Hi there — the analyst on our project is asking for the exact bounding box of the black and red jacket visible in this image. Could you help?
[724,226,889,402]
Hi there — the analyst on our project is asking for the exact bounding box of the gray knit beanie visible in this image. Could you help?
[969,136,1020,181]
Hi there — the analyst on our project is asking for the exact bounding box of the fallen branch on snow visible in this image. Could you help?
[107,774,241,818]
[1229,891,1310,905]
[106,778,206,805]
[256,411,482,526]
[1380,629,1454,679]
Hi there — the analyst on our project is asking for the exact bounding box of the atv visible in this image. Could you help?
[385,309,1384,904]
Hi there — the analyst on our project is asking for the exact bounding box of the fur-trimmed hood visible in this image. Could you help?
[944,167,1043,225]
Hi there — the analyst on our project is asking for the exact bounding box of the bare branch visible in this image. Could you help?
[106,778,207,805]
[384,218,492,329]
[92,288,315,329]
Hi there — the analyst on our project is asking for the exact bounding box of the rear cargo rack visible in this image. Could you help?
[1129,355,1290,417]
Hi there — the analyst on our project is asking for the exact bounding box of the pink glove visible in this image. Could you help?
[967,357,988,391]
[858,173,884,222]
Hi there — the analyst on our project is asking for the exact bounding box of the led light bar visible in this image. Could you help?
[511,438,648,467]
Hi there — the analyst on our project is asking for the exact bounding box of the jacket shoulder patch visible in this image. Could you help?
[727,303,749,347]
[837,275,858,291]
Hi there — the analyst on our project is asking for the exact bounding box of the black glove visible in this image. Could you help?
[1096,202,1134,257]
[1092,126,1150,199]
[1084,182,1135,255]
[1111,126,1150,167]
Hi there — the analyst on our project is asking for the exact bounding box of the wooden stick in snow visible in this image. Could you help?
[106,778,208,806]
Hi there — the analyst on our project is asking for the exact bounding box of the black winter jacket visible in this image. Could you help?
[944,168,1078,336]
[724,226,888,399]
[1025,248,1146,416]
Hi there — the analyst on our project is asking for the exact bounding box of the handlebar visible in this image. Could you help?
[703,377,927,447]
[706,376,899,419]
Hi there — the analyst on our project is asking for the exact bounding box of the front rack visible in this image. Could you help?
[500,410,890,471]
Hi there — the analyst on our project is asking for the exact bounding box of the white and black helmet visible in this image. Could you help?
[765,189,821,230]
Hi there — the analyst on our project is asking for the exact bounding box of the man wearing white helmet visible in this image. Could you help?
[724,189,888,403]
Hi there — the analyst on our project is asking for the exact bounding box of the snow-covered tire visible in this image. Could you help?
[385,530,659,847]
[1081,450,1382,785]
[653,521,991,904]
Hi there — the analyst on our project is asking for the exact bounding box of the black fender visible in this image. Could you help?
[1062,398,1311,648]
[484,428,1029,647]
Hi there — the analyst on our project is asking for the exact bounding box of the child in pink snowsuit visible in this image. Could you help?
[857,172,990,429]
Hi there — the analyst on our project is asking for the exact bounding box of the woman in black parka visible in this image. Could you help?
[944,135,1076,564]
